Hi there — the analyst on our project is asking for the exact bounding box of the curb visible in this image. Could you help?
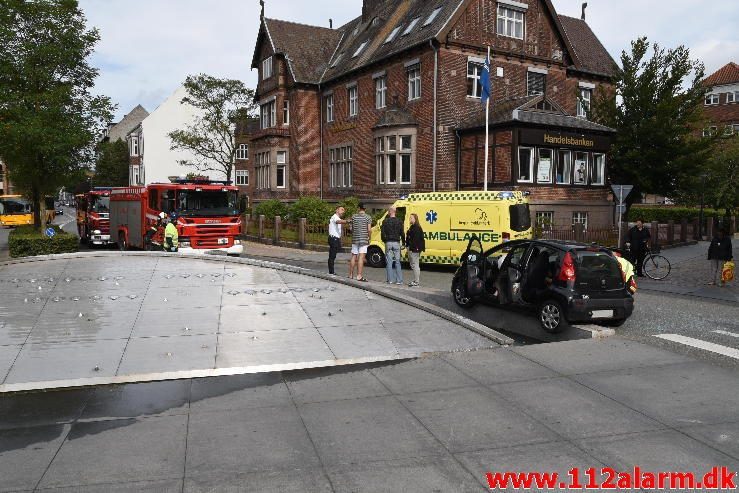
[0,251,514,346]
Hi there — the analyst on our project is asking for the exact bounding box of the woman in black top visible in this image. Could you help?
[405,213,426,286]
[708,229,733,286]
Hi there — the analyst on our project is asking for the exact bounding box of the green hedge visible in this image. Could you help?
[9,225,79,258]
[253,199,288,220]
[627,206,724,223]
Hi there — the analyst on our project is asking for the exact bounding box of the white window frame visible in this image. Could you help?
[572,211,589,230]
[235,170,249,186]
[517,147,534,183]
[283,100,289,125]
[276,151,287,189]
[375,133,414,186]
[329,145,353,189]
[375,76,387,109]
[130,137,139,157]
[384,26,401,44]
[536,148,554,184]
[591,153,606,185]
[535,211,554,230]
[577,88,592,118]
[423,7,442,27]
[467,61,483,99]
[727,92,737,103]
[573,152,588,185]
[348,85,358,117]
[402,17,420,36]
[408,65,421,101]
[497,5,524,40]
[556,149,571,185]
[325,95,334,123]
[255,152,271,189]
[527,71,546,96]
[352,41,368,58]
[236,144,248,160]
[262,56,273,80]
[705,93,719,105]
[260,100,276,129]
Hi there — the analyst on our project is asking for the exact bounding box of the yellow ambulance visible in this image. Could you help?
[367,190,532,267]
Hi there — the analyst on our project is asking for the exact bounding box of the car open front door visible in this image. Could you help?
[497,242,530,305]
[463,234,485,298]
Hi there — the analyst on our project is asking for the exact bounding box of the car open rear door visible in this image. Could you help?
[462,234,485,298]
[497,242,530,304]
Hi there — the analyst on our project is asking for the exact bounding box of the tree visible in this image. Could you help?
[94,140,129,186]
[168,74,257,183]
[0,0,114,228]
[590,37,713,210]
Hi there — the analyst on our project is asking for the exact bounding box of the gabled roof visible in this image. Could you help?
[703,62,739,87]
[458,95,615,133]
[558,15,617,77]
[105,104,149,142]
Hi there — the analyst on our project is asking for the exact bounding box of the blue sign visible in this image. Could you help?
[426,210,438,224]
[45,228,56,238]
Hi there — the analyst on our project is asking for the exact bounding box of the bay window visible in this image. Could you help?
[375,132,414,186]
[573,152,588,185]
[537,148,553,183]
[517,147,534,183]
[375,76,387,109]
[276,151,287,189]
[591,153,605,185]
[260,100,276,129]
[556,150,571,184]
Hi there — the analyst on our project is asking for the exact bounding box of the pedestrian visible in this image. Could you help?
[349,203,372,281]
[626,218,651,277]
[405,213,425,287]
[163,215,179,252]
[707,229,733,286]
[381,206,404,284]
[327,206,347,275]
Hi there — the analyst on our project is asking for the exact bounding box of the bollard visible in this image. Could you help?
[680,218,688,243]
[667,220,675,245]
[258,215,265,240]
[650,221,659,246]
[298,218,306,248]
[274,216,281,245]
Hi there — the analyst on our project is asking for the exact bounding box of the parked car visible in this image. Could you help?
[451,237,635,333]
[55,205,64,216]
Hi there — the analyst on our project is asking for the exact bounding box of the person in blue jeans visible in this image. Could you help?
[381,207,404,284]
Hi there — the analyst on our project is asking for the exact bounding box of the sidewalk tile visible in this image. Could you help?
[189,373,291,414]
[79,380,191,421]
[316,323,399,360]
[216,328,334,368]
[39,479,182,493]
[285,367,390,405]
[133,307,220,337]
[443,348,557,384]
[117,334,217,375]
[371,358,478,395]
[0,424,69,493]
[0,389,90,430]
[678,421,739,461]
[219,303,313,333]
[185,468,332,493]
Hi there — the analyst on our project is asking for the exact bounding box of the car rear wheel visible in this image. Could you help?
[452,278,475,308]
[118,233,128,252]
[539,300,569,333]
[367,246,386,268]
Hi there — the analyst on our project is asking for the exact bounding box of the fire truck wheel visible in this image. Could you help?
[118,233,128,251]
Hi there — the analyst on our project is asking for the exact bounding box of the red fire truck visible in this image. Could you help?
[76,188,113,246]
[109,179,244,255]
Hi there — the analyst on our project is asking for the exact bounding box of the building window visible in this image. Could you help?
[424,7,442,26]
[497,5,524,39]
[384,26,401,44]
[262,56,273,80]
[130,136,139,157]
[407,65,421,101]
[517,147,534,183]
[591,153,605,185]
[329,145,353,188]
[130,166,140,186]
[375,77,387,109]
[283,100,289,125]
[535,211,554,231]
[572,212,588,230]
[260,100,276,129]
[348,85,358,117]
[276,151,286,189]
[375,133,414,185]
[573,152,588,185]
[577,88,592,118]
[537,148,553,184]
[705,94,719,105]
[325,95,334,122]
[236,144,248,160]
[556,150,571,184]
[255,152,270,189]
[235,170,249,186]
[527,71,546,96]
[702,126,718,137]
[467,61,483,99]
[352,41,368,58]
[402,17,420,36]
[726,91,737,103]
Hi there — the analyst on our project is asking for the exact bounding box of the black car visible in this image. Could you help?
[451,237,634,333]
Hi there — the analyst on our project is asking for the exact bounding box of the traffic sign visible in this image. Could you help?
[610,185,633,204]
[45,228,56,238]
[615,204,627,216]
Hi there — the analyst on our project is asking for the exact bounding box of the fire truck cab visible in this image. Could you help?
[76,188,112,246]
[109,179,244,255]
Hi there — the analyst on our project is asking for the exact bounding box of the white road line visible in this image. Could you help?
[655,334,739,360]
[713,330,739,338]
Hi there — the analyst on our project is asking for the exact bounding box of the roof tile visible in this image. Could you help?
[703,62,739,87]
[558,15,617,77]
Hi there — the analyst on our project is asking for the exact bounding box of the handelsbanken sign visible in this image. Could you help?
[519,129,611,151]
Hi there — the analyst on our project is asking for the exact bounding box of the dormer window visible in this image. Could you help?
[331,53,344,68]
[384,26,401,44]
[262,56,273,80]
[402,17,420,36]
[497,5,524,39]
[352,41,368,58]
[423,7,442,27]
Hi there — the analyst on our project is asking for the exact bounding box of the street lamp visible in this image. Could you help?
[698,173,708,239]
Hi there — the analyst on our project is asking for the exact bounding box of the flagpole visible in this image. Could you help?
[483,46,490,192]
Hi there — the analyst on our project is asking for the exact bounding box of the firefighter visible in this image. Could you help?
[163,215,179,252]
[145,212,167,250]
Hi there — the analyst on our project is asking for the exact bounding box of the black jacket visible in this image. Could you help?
[381,216,404,244]
[405,223,426,253]
[708,235,733,261]
[627,226,651,251]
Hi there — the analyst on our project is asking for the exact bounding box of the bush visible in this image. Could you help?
[9,225,79,258]
[253,199,288,220]
[338,196,360,219]
[288,196,333,224]
[627,206,724,223]
[371,209,386,226]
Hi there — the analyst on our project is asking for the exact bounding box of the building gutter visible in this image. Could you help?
[319,84,323,199]
[431,40,439,192]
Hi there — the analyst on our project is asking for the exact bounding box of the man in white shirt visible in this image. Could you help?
[328,206,347,275]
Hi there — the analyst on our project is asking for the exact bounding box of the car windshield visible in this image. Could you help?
[0,198,32,215]
[177,190,239,217]
[90,196,110,213]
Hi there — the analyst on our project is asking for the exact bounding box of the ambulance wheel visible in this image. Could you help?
[452,278,475,308]
[118,233,128,252]
[367,246,386,268]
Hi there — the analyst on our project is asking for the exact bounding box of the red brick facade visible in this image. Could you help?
[701,62,739,136]
[248,0,618,226]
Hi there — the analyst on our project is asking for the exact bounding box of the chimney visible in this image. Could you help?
[581,2,587,20]
[329,18,333,28]
[362,0,384,22]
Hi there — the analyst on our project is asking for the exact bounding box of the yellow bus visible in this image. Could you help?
[0,195,33,227]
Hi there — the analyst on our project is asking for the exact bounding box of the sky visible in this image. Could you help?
[78,0,739,121]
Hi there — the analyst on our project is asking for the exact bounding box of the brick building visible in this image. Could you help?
[233,118,260,203]
[702,62,739,138]
[249,0,618,228]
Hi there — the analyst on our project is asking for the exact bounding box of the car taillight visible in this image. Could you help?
[502,232,510,242]
[557,252,576,282]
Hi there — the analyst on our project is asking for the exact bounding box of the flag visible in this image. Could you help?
[481,52,491,105]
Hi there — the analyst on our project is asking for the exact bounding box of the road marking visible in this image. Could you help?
[655,334,739,360]
[713,330,739,338]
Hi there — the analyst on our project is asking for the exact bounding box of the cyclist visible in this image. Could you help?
[626,218,651,277]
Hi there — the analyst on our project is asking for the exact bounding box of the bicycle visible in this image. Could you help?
[627,244,671,280]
